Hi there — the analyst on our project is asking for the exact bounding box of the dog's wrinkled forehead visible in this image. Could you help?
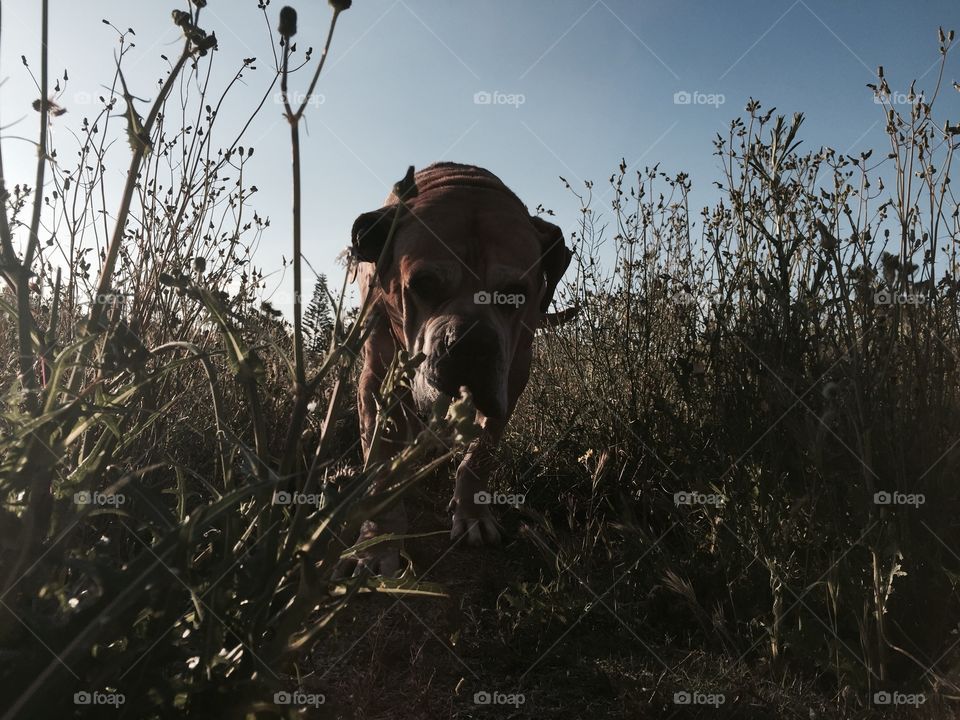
[382,162,528,210]
[384,165,542,274]
[352,162,572,314]
[395,190,543,269]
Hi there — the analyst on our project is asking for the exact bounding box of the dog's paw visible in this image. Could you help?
[447,497,501,546]
[335,513,406,579]
[352,544,402,578]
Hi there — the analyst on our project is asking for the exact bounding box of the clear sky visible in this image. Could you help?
[1,0,958,307]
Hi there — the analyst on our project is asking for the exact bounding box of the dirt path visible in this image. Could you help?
[295,478,940,720]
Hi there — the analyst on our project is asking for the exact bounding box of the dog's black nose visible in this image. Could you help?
[430,321,506,417]
[442,321,499,363]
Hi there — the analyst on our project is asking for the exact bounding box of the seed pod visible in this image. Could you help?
[329,0,353,11]
[278,6,298,39]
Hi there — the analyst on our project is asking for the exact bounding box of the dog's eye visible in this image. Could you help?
[408,273,445,300]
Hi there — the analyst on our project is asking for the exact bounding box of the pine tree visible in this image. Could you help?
[303,274,334,355]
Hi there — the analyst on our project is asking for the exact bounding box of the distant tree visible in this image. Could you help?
[303,274,334,355]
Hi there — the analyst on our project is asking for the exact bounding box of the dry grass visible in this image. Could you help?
[1,3,959,719]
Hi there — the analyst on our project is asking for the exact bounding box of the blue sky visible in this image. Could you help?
[1,0,958,307]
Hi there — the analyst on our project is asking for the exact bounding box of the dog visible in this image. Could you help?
[348,162,572,576]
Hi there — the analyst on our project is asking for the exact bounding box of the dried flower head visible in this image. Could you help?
[278,6,298,38]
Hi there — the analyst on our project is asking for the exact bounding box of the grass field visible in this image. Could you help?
[2,3,960,718]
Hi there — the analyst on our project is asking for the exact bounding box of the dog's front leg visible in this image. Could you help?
[449,417,504,546]
[346,325,415,577]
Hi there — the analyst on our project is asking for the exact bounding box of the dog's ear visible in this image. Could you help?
[351,206,395,265]
[530,215,572,312]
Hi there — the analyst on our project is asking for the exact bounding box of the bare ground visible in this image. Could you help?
[288,475,958,720]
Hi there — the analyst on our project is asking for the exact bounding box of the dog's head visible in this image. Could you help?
[351,163,571,419]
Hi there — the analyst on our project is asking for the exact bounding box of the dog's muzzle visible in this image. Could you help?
[425,321,507,418]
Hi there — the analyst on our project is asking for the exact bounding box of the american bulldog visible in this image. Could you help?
[348,162,572,576]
